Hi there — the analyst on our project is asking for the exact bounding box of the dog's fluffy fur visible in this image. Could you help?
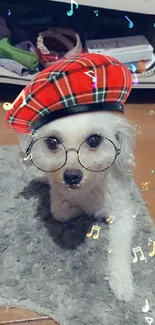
[19,110,136,302]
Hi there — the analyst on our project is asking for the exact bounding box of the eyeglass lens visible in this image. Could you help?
[29,137,118,172]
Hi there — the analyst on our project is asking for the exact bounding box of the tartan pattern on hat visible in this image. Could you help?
[6,53,132,134]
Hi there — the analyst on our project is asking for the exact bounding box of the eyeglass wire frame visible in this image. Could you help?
[24,136,121,172]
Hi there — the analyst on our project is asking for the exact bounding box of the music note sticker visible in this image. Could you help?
[94,10,99,17]
[148,110,155,116]
[86,225,101,239]
[84,70,96,83]
[131,64,136,73]
[23,153,32,162]
[133,73,138,85]
[141,182,151,191]
[3,102,13,111]
[132,247,147,263]
[145,317,153,325]
[67,0,79,16]
[125,15,134,28]
[3,89,26,111]
[149,241,155,257]
[142,299,150,313]
[133,212,138,218]
[148,238,152,246]
[106,215,115,224]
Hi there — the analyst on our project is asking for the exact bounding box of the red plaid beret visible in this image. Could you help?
[5,53,132,134]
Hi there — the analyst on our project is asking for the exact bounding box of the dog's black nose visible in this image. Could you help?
[63,169,83,185]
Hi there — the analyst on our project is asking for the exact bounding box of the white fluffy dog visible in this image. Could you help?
[19,109,136,302]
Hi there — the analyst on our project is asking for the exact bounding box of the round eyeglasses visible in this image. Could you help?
[24,135,121,173]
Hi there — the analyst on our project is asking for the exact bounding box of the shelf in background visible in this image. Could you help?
[0,66,37,86]
[52,0,155,15]
[0,66,155,89]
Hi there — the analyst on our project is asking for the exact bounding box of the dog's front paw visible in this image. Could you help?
[109,274,134,302]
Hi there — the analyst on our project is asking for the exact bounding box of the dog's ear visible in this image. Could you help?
[114,118,135,172]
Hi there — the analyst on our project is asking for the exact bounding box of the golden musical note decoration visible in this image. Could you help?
[141,182,151,191]
[106,215,115,224]
[148,238,155,257]
[132,246,147,263]
[3,90,25,111]
[86,225,101,240]
[148,238,152,246]
[148,110,155,116]
[134,124,142,135]
[142,299,150,313]
[149,241,155,257]
[3,102,13,111]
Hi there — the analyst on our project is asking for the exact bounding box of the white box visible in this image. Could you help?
[85,35,153,63]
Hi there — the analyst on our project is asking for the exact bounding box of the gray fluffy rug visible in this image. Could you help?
[0,145,155,325]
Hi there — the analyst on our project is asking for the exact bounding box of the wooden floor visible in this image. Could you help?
[0,86,155,324]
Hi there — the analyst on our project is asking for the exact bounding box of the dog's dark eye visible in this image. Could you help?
[86,135,102,148]
[45,137,60,150]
